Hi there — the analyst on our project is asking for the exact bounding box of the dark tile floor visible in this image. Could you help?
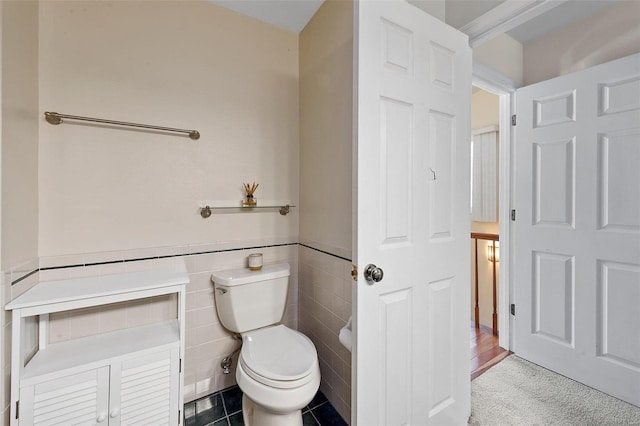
[184,386,347,426]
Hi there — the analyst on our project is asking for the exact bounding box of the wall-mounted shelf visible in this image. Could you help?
[200,204,295,218]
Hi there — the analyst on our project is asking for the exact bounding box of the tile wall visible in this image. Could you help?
[11,240,297,407]
[298,245,352,423]
[1,242,357,423]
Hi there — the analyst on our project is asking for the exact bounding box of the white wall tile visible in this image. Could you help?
[10,271,39,300]
[4,241,298,406]
[124,299,154,328]
[124,259,156,273]
[67,307,101,340]
[98,303,129,334]
[298,246,352,420]
[194,307,219,328]
[48,312,69,342]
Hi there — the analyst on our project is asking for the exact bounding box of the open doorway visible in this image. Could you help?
[469,85,509,378]
[468,61,519,378]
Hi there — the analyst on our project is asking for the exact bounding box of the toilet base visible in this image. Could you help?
[242,394,303,426]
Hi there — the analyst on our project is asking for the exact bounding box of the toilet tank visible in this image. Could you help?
[212,263,290,333]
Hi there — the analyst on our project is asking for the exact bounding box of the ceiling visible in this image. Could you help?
[442,0,508,29]
[208,0,323,33]
[505,0,620,43]
[207,0,620,44]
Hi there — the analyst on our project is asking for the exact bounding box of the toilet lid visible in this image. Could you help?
[240,325,317,382]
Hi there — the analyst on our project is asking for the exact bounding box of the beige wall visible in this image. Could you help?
[33,0,301,406]
[38,0,299,257]
[473,33,523,86]
[299,0,353,259]
[524,1,640,85]
[1,1,40,422]
[299,1,353,422]
[1,0,39,271]
[471,89,499,132]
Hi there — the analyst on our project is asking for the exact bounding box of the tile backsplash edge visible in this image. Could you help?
[8,257,39,285]
[25,238,299,280]
[299,240,352,263]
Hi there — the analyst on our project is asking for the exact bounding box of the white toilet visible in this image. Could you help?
[212,263,320,426]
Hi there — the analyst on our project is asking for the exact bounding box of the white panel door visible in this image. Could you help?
[515,53,640,406]
[20,367,110,425]
[354,1,471,424]
[110,349,180,426]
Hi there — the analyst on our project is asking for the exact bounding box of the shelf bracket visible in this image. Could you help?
[279,205,290,215]
[200,206,212,219]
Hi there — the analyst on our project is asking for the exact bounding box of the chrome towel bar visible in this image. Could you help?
[44,111,200,140]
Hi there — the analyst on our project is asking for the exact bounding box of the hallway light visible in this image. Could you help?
[487,242,500,262]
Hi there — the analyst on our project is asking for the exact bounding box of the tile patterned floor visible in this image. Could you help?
[184,386,348,426]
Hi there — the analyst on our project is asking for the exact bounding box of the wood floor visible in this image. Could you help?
[470,323,511,380]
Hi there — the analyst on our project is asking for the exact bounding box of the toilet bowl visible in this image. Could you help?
[236,325,320,425]
[211,264,321,426]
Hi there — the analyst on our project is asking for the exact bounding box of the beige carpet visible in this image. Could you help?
[470,355,640,426]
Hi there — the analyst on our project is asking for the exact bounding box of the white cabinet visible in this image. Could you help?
[20,367,110,425]
[20,348,179,426]
[6,265,188,426]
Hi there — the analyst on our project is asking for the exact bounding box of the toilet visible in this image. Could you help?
[212,263,320,426]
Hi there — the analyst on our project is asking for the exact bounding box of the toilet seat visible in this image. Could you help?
[240,325,318,389]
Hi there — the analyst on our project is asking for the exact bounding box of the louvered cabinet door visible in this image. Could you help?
[20,367,110,425]
[109,348,180,426]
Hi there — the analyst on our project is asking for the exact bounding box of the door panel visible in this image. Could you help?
[20,367,110,426]
[379,289,412,425]
[355,1,471,424]
[532,251,574,346]
[380,98,413,245]
[598,261,640,369]
[427,277,454,417]
[515,53,640,406]
[532,138,575,228]
[428,110,455,239]
[111,348,179,426]
[597,129,640,231]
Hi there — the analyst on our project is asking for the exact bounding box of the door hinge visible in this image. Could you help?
[510,303,516,316]
[180,358,182,373]
[511,114,517,126]
[511,209,516,221]
[15,400,19,419]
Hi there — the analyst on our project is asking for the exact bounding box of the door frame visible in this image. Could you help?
[471,61,520,350]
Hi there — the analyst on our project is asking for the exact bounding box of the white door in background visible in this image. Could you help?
[354,1,471,424]
[515,53,640,406]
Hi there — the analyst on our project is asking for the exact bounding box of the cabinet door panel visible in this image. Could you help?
[20,367,109,425]
[110,349,179,426]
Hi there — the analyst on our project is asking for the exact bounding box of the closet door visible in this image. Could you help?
[110,348,180,426]
[20,367,110,425]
